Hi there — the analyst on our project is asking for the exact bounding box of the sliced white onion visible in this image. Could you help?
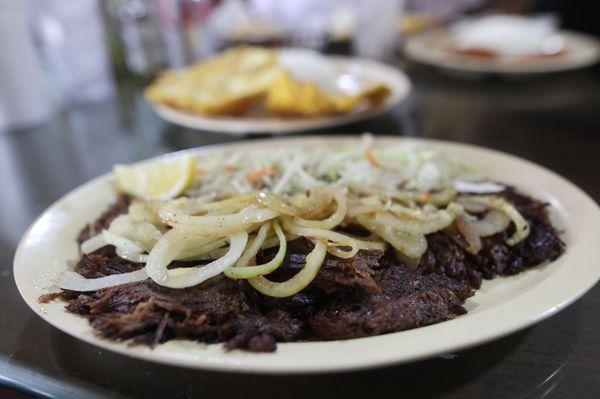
[281,218,359,258]
[193,195,255,213]
[458,196,488,213]
[146,230,248,288]
[255,191,302,217]
[80,234,107,254]
[272,157,301,194]
[108,215,162,251]
[282,218,354,245]
[182,247,229,261]
[390,189,457,206]
[472,209,511,237]
[326,241,359,259]
[170,207,279,236]
[234,222,271,267]
[455,213,483,254]
[115,248,149,263]
[347,203,382,217]
[375,203,462,235]
[461,195,530,245]
[394,250,421,270]
[225,221,287,279]
[56,268,148,291]
[292,187,347,229]
[261,232,300,249]
[455,180,505,194]
[177,237,229,261]
[157,194,229,217]
[354,238,387,251]
[158,195,254,223]
[102,230,145,254]
[355,214,427,258]
[128,200,165,226]
[248,239,327,297]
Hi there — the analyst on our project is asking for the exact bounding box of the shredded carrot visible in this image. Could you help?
[225,166,235,174]
[247,164,276,183]
[196,167,204,176]
[421,192,430,202]
[365,149,380,167]
[247,169,268,182]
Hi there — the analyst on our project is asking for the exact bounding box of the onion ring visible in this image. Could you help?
[146,230,248,288]
[248,239,327,297]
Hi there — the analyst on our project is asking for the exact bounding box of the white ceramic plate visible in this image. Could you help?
[150,58,411,135]
[14,137,600,374]
[405,29,600,74]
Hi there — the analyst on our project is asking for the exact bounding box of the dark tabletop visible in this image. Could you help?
[1,60,600,399]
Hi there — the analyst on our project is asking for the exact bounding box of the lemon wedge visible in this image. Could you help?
[114,155,196,200]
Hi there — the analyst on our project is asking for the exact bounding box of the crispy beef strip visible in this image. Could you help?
[41,189,564,352]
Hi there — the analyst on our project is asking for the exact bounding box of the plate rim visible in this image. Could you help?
[404,28,600,74]
[149,56,411,135]
[13,136,600,374]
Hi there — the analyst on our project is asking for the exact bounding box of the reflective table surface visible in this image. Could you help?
[1,62,600,398]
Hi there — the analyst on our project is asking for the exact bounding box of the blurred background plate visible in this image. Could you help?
[405,29,600,75]
[149,57,411,135]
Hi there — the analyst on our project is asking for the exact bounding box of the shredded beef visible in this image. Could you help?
[59,279,303,352]
[310,255,470,339]
[42,189,564,352]
[77,194,130,244]
[75,247,144,278]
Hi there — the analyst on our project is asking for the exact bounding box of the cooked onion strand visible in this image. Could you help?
[248,239,327,297]
[225,221,287,279]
